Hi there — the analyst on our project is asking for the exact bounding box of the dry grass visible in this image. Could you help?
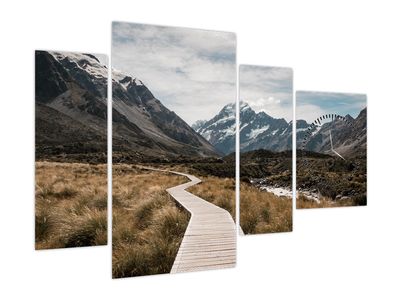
[35,161,107,249]
[112,165,190,278]
[186,176,236,220]
[296,193,366,209]
[239,182,292,235]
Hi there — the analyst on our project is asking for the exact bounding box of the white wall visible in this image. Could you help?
[1,1,399,299]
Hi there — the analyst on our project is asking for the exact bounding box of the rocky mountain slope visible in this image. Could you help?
[35,50,108,163]
[36,50,218,163]
[299,108,367,158]
[111,71,219,161]
[193,103,236,155]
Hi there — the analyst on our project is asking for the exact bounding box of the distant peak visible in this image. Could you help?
[357,107,367,119]
[239,100,250,109]
[219,102,235,115]
[223,102,235,109]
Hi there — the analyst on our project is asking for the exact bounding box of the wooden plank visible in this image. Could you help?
[139,166,236,274]
[167,171,236,274]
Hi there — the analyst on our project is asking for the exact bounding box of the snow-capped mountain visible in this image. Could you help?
[193,103,237,155]
[36,50,219,162]
[193,101,297,154]
[239,102,293,152]
[193,100,366,158]
[35,50,108,162]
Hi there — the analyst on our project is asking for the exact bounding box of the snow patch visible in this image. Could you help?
[296,127,308,132]
[201,130,212,141]
[218,124,236,140]
[214,115,235,125]
[50,51,108,79]
[240,123,249,131]
[120,80,130,91]
[247,125,270,139]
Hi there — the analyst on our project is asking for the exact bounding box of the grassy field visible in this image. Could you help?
[112,165,190,278]
[186,175,235,220]
[187,174,291,235]
[296,193,366,209]
[35,161,107,249]
[239,182,292,234]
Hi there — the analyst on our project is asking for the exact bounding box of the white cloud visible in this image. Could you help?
[239,65,293,121]
[112,22,236,125]
[295,104,328,123]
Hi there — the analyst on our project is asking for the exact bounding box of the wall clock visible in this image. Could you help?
[296,91,367,209]
[300,113,357,161]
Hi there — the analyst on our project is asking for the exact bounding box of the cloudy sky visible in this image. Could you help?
[296,91,367,123]
[112,22,236,125]
[239,65,293,122]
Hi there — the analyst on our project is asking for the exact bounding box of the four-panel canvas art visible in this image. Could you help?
[34,21,367,278]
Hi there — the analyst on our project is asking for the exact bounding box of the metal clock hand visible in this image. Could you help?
[330,130,345,160]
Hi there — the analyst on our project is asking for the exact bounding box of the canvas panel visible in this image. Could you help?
[35,50,108,249]
[296,91,367,209]
[111,22,237,278]
[238,65,293,235]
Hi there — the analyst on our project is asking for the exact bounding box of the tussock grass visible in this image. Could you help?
[186,176,236,220]
[112,165,189,278]
[35,161,107,249]
[187,176,291,235]
[296,193,366,209]
[239,182,292,234]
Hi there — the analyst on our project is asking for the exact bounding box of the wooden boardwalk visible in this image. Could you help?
[166,171,236,273]
[139,166,236,273]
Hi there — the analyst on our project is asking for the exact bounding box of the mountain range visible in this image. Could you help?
[298,108,367,158]
[193,101,367,158]
[193,101,293,155]
[35,51,219,163]
[35,51,366,162]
